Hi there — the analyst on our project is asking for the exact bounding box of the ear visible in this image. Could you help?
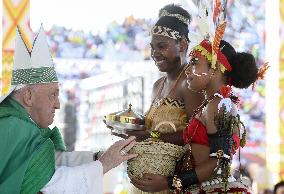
[179,38,188,53]
[22,87,34,107]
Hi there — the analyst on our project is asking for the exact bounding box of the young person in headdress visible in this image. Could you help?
[130,36,263,194]
[119,3,204,157]
[0,26,137,194]
[130,1,268,193]
[113,4,204,194]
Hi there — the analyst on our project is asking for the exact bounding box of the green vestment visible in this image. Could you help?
[0,98,66,194]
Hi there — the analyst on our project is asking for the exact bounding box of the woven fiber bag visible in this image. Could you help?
[127,121,185,179]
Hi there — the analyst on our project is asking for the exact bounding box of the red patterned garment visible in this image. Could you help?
[183,117,240,154]
[178,118,251,194]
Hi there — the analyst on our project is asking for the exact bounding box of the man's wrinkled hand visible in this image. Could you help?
[98,136,138,174]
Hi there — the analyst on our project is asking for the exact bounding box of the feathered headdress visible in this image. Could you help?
[188,0,229,72]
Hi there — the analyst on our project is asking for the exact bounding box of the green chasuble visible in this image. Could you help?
[0,98,66,194]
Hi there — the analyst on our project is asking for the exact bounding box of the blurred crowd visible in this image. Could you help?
[46,16,153,61]
[226,0,266,166]
[46,0,265,64]
[225,0,265,66]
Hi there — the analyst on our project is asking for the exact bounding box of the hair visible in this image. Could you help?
[155,4,191,42]
[9,85,36,100]
[274,181,284,194]
[220,40,258,89]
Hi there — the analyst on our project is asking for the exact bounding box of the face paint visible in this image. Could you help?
[192,71,209,77]
[188,55,209,77]
[185,50,213,92]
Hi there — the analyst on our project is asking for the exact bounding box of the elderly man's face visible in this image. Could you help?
[29,82,60,128]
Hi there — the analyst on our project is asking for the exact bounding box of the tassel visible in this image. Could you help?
[240,129,247,147]
[217,168,222,175]
[257,62,270,80]
[252,62,270,89]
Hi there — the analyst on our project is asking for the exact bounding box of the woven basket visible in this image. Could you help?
[127,139,185,178]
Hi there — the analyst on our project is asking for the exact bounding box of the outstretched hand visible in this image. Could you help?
[104,119,150,141]
[130,173,168,192]
[111,129,150,142]
[98,136,138,174]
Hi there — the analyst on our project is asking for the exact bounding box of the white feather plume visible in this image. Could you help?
[188,0,215,48]
[188,0,228,49]
[197,0,215,41]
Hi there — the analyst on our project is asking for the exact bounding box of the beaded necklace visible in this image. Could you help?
[183,90,239,170]
[180,93,217,172]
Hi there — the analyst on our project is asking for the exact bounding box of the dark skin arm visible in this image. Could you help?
[131,157,217,192]
[110,117,184,145]
[111,77,184,145]
[126,130,184,145]
[130,99,229,192]
[130,150,217,192]
[112,74,204,145]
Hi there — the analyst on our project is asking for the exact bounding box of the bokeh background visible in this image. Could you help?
[1,0,284,193]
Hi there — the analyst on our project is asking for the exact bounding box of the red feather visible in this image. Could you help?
[220,85,232,98]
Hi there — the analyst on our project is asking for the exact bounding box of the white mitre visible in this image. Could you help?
[0,25,58,103]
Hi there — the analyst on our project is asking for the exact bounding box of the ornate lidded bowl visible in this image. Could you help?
[104,104,145,133]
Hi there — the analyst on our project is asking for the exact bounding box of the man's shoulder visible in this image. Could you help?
[0,114,35,125]
[0,115,40,137]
